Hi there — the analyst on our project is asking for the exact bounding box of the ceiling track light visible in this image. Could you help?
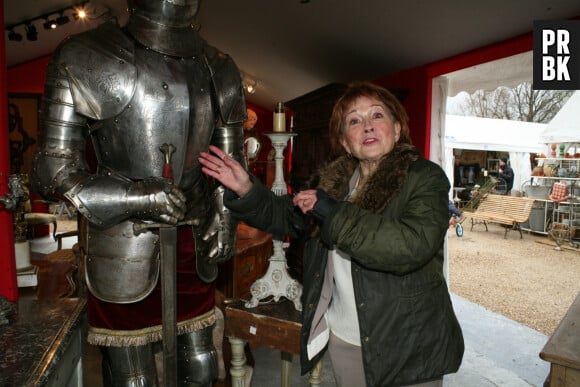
[5,1,90,42]
[246,80,258,94]
[43,19,58,30]
[240,71,259,95]
[8,29,23,42]
[74,8,88,20]
[57,13,71,26]
[25,24,38,41]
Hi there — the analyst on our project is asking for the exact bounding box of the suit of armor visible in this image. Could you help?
[31,1,245,385]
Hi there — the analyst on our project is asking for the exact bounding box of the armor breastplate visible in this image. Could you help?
[91,48,215,188]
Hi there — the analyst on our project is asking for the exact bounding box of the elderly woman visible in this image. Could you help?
[199,81,464,387]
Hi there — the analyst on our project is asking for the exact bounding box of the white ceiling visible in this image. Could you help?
[4,0,580,108]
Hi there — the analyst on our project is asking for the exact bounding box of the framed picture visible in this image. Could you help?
[8,93,41,175]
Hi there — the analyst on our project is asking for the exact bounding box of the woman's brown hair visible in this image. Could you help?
[328,81,411,157]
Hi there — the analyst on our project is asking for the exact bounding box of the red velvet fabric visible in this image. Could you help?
[87,226,215,330]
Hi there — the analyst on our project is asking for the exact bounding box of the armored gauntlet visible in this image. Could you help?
[66,174,187,228]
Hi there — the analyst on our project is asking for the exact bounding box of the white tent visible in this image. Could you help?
[539,91,580,145]
[444,115,548,194]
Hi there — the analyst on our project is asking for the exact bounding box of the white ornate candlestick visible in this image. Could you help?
[245,132,302,311]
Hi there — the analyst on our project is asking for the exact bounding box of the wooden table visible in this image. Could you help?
[540,292,580,387]
[224,299,322,387]
[0,297,86,386]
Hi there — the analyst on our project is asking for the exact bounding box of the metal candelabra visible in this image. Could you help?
[245,132,302,311]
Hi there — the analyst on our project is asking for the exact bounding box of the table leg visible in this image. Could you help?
[228,337,247,387]
[281,351,292,387]
[308,359,323,386]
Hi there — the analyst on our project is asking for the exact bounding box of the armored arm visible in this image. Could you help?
[195,46,248,264]
[201,120,246,262]
[31,56,92,205]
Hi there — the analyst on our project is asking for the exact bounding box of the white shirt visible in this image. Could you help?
[327,248,361,346]
[306,168,362,360]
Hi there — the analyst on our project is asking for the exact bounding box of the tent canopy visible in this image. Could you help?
[445,115,547,153]
[539,91,580,144]
[445,51,532,98]
[444,115,547,194]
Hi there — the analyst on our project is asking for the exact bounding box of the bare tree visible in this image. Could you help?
[458,82,573,123]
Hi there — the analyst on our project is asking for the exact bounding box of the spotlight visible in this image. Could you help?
[56,14,70,25]
[246,80,258,94]
[8,29,23,42]
[73,8,88,20]
[43,19,57,30]
[26,24,38,41]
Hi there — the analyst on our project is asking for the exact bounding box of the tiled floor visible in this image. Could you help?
[29,231,551,386]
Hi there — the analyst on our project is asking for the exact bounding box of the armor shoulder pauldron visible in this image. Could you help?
[204,45,247,125]
[54,22,137,120]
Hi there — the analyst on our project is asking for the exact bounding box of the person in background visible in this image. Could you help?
[453,157,463,187]
[31,1,246,385]
[199,81,464,386]
[498,157,515,195]
[449,199,463,218]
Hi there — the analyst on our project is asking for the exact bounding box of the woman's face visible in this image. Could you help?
[340,96,401,162]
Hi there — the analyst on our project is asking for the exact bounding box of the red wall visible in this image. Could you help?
[0,0,19,302]
[375,68,431,153]
[7,56,51,94]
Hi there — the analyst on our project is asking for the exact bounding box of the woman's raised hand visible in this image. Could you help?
[199,145,253,198]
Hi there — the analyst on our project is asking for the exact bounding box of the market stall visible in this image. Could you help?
[444,114,547,195]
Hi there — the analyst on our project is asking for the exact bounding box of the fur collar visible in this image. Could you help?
[309,143,422,213]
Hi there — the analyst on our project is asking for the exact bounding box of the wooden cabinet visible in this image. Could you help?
[283,83,347,280]
[216,225,272,300]
[540,292,580,387]
[285,83,347,191]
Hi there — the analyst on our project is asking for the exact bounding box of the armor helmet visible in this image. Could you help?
[126,0,203,57]
[127,0,200,28]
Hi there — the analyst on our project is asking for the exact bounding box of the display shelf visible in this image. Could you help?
[525,158,579,245]
[548,180,579,250]
[536,157,580,179]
